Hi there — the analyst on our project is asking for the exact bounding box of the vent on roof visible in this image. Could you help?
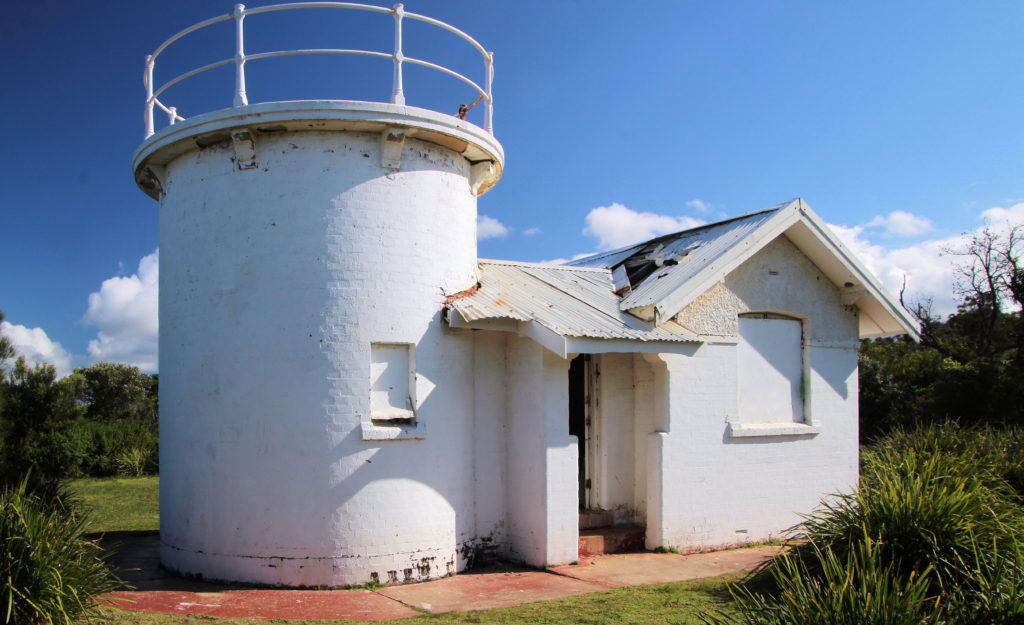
[611,264,631,296]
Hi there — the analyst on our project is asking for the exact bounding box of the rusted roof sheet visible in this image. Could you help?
[448,260,700,343]
[569,203,787,312]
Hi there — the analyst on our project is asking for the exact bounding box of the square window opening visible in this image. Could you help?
[370,342,416,426]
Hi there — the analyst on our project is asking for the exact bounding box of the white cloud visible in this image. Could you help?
[523,227,542,237]
[686,198,711,213]
[541,252,595,265]
[830,201,1024,318]
[83,250,159,372]
[865,210,934,237]
[0,322,73,378]
[980,201,1024,226]
[477,215,509,240]
[829,223,959,316]
[583,203,706,250]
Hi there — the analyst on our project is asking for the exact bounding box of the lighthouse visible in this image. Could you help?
[133,3,504,587]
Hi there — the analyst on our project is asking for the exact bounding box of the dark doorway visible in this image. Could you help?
[568,354,588,509]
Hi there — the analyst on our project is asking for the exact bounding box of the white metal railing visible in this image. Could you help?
[143,3,494,138]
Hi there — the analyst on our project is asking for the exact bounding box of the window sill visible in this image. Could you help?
[727,422,820,438]
[361,419,426,441]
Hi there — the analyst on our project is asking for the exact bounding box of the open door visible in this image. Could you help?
[568,354,590,510]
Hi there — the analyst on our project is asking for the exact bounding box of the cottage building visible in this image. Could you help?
[133,4,918,588]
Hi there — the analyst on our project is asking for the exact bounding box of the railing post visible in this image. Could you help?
[233,4,249,107]
[391,4,405,105]
[484,51,494,134]
[145,55,155,138]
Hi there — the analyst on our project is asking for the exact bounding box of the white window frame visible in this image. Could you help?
[729,312,819,438]
[362,342,426,441]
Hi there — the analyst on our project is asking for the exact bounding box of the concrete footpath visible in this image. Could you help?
[100,532,778,620]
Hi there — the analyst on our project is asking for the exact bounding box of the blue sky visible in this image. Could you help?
[2,1,1023,375]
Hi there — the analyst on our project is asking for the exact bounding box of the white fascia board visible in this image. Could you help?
[792,202,921,340]
[447,313,521,333]
[644,200,803,325]
[520,321,569,359]
[565,337,701,356]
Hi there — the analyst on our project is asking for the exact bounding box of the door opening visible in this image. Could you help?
[568,354,589,510]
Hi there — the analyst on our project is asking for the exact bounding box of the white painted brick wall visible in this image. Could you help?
[657,237,860,550]
[503,336,578,566]
[159,128,485,587]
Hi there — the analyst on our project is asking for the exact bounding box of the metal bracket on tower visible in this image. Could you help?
[137,164,166,198]
[380,128,405,170]
[469,161,496,197]
[231,129,259,170]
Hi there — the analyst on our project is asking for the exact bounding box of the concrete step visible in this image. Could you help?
[578,524,646,557]
[578,509,614,529]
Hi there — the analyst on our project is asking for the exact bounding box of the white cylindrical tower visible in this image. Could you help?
[133,7,503,587]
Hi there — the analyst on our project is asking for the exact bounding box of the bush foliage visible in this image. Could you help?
[705,424,1024,625]
[1,479,125,625]
[0,351,158,484]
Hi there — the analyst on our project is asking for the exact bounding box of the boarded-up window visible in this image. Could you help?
[737,314,804,423]
[370,343,415,423]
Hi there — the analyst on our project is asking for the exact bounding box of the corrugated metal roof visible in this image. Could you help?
[568,202,789,311]
[448,260,700,343]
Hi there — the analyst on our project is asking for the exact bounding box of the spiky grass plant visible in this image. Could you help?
[709,424,1024,625]
[781,445,1024,595]
[875,422,1024,500]
[1,479,124,624]
[702,534,943,625]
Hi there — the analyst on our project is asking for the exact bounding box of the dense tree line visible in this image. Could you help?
[0,313,159,491]
[860,224,1023,441]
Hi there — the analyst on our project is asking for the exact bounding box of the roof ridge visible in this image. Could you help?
[567,199,798,267]
[478,258,611,272]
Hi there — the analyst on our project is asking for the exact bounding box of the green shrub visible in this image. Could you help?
[714,424,1024,624]
[115,447,152,477]
[945,537,1024,625]
[702,534,943,625]
[874,422,1024,500]
[63,418,158,478]
[1,479,125,624]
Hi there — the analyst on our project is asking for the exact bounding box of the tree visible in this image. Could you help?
[0,311,14,418]
[860,221,1024,440]
[73,361,157,423]
[949,224,1023,355]
[0,357,85,487]
[0,310,13,372]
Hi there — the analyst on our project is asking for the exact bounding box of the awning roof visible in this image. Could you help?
[446,260,701,357]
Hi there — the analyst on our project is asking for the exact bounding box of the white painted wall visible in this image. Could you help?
[159,127,486,587]
[504,335,578,566]
[653,237,860,550]
[590,353,637,523]
[470,331,509,561]
[155,116,862,579]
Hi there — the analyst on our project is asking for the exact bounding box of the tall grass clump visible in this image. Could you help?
[875,422,1024,500]
[1,479,124,624]
[703,533,944,625]
[704,423,1024,625]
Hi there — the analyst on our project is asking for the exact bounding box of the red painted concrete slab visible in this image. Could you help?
[377,568,610,613]
[104,589,420,620]
[99,533,778,620]
[550,546,781,587]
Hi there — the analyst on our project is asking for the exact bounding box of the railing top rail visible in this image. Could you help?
[150,14,234,66]
[143,2,495,139]
[403,10,488,59]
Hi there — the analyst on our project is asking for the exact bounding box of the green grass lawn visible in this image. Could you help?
[69,476,159,533]
[78,476,738,624]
